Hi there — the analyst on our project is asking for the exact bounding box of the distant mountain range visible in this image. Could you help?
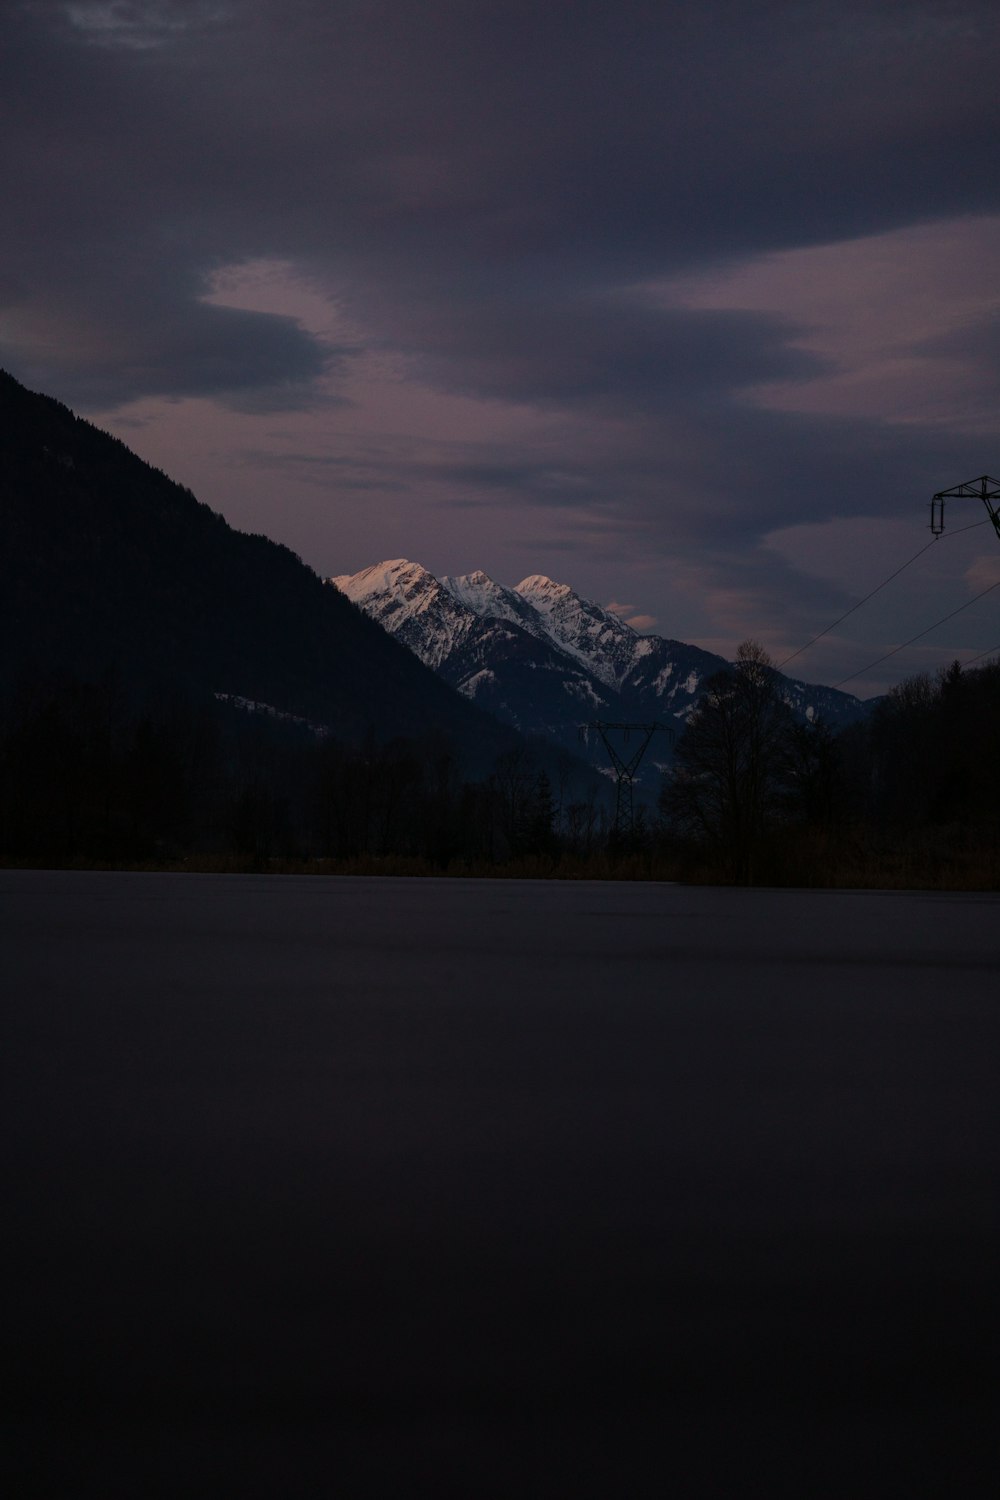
[332,559,869,765]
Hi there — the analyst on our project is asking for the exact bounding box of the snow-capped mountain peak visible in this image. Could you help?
[514,575,645,690]
[441,570,550,639]
[330,558,476,669]
[516,573,563,593]
[332,558,434,615]
[329,559,622,737]
[515,575,574,609]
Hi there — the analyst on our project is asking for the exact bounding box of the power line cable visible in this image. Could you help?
[934,517,991,539]
[776,540,935,668]
[962,643,1000,667]
[776,517,990,671]
[832,577,1000,689]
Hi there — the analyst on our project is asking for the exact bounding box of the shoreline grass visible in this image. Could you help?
[3,843,998,890]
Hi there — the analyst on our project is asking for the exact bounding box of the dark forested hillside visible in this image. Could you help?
[0,370,512,754]
[1,372,611,865]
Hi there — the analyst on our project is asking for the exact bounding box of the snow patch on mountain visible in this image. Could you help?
[459,668,496,697]
[563,678,604,706]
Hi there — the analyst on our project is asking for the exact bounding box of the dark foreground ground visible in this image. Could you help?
[3,871,998,1497]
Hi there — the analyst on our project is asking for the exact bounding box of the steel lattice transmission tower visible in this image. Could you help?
[930,475,1000,542]
[583,720,673,838]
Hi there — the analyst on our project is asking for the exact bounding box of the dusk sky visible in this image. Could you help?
[3,0,999,695]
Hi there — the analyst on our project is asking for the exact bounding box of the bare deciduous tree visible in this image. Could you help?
[661,640,792,881]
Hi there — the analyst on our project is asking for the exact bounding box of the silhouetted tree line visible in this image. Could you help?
[3,651,997,885]
[0,675,601,868]
[658,642,1000,886]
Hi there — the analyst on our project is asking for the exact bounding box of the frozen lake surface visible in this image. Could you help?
[4,870,999,1496]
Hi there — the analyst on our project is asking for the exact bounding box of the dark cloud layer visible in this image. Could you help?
[3,0,999,686]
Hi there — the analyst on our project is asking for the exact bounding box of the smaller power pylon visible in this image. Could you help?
[930,475,1000,542]
[582,720,673,838]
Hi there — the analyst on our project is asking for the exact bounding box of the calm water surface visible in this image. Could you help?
[4,871,998,1496]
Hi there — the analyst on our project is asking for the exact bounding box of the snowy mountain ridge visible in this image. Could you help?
[329,560,868,764]
[331,559,478,671]
[513,572,660,691]
[439,570,550,640]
